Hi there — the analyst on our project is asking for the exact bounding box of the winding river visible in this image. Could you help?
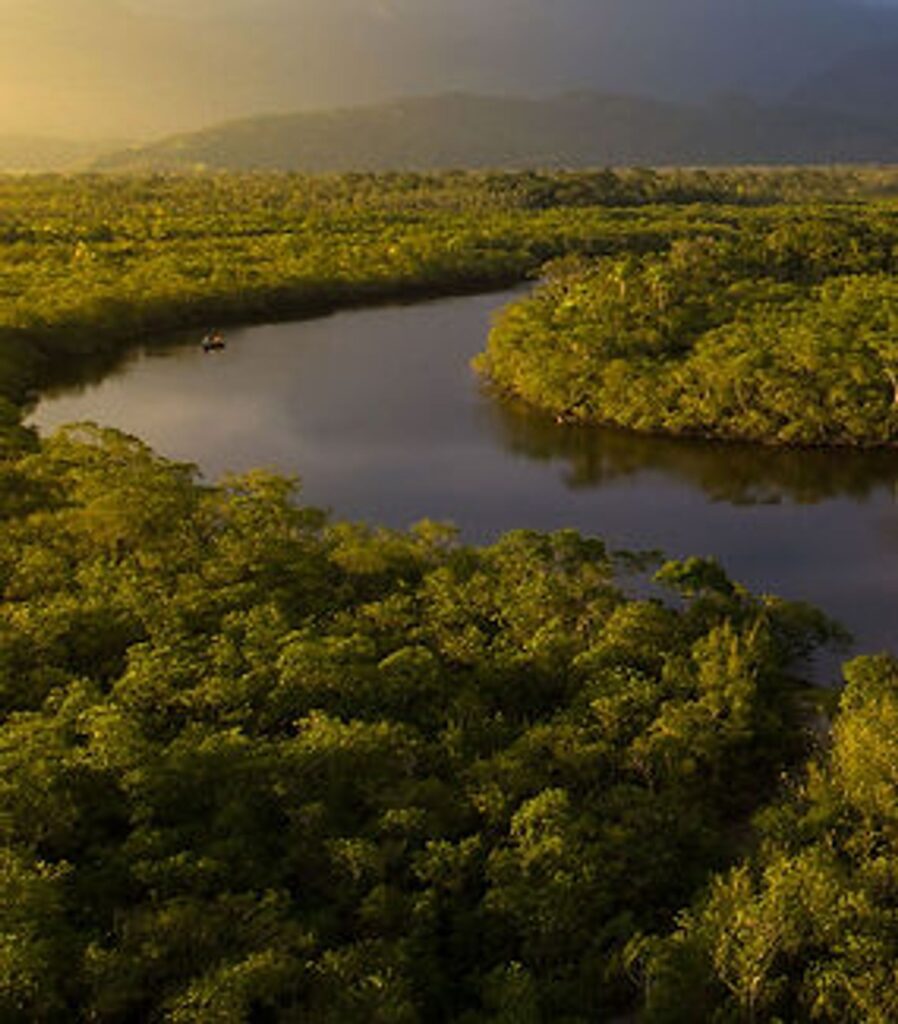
[27,288,898,674]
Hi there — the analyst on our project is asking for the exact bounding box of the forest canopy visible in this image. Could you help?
[637,653,898,1023]
[0,424,841,1021]
[4,166,898,415]
[6,169,898,1020]
[476,210,898,446]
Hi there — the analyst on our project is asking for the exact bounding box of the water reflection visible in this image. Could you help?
[33,328,205,403]
[36,312,898,511]
[26,288,898,666]
[486,395,898,506]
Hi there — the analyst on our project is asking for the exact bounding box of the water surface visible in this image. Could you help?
[28,290,898,673]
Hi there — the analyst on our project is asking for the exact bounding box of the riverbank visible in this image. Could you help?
[27,287,897,666]
[7,168,898,416]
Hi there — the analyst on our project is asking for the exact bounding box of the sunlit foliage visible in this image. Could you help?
[5,167,898,414]
[0,426,838,1021]
[4,169,898,1020]
[638,654,898,1023]
[478,207,898,445]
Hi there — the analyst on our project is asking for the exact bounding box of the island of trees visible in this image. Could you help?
[477,209,898,446]
[4,168,898,1020]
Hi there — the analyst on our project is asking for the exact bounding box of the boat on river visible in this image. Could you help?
[201,330,225,352]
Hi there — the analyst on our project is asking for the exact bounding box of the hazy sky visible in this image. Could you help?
[3,0,898,139]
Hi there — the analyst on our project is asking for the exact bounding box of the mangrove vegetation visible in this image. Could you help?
[0,424,840,1021]
[477,208,898,446]
[5,168,898,1020]
[3,166,898,413]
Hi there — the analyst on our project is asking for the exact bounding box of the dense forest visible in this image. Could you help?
[12,168,897,446]
[639,652,898,1022]
[0,168,733,407]
[0,423,841,1020]
[478,206,898,445]
[4,169,898,1020]
[5,166,898,412]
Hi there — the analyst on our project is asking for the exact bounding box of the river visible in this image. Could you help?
[27,288,898,675]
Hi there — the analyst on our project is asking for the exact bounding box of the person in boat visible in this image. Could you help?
[201,329,225,352]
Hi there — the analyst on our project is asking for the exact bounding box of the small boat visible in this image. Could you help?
[201,330,225,353]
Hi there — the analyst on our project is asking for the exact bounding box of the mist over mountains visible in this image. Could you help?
[6,0,898,172]
[4,0,898,140]
[0,136,131,174]
[789,44,898,122]
[87,86,898,174]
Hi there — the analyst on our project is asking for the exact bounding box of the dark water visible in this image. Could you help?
[27,289,898,674]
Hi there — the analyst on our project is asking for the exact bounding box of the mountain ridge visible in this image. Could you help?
[90,91,898,173]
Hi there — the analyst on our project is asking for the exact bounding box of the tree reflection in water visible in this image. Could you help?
[485,394,898,506]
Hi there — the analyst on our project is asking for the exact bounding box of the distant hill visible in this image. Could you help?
[789,45,898,125]
[0,135,132,173]
[90,92,898,173]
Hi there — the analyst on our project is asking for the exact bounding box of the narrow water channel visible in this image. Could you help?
[27,289,898,672]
